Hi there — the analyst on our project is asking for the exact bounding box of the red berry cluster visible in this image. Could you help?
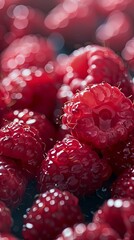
[0,1,134,240]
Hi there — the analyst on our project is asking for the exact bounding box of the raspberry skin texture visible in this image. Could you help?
[1,35,55,74]
[2,109,56,152]
[0,121,44,178]
[38,135,112,196]
[56,223,121,240]
[62,83,134,150]
[0,156,27,208]
[93,199,134,239]
[1,68,57,119]
[0,201,13,233]
[111,167,134,200]
[59,45,134,103]
[104,133,134,175]
[22,188,83,240]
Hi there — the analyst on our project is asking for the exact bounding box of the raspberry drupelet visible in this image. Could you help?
[58,45,134,103]
[2,109,56,152]
[38,135,112,196]
[22,188,83,240]
[0,156,27,208]
[1,68,57,119]
[0,121,44,178]
[104,133,134,175]
[111,167,134,200]
[93,198,134,239]
[56,223,121,240]
[62,83,134,150]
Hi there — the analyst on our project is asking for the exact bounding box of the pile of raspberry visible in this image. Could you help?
[0,1,134,240]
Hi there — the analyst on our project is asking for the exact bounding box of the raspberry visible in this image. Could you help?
[96,11,133,52]
[0,156,27,208]
[93,199,134,239]
[22,188,83,240]
[104,133,134,175]
[58,45,134,102]
[0,234,18,240]
[56,223,120,240]
[2,109,56,152]
[38,135,111,196]
[0,201,13,232]
[111,167,134,200]
[1,35,55,74]
[1,68,57,119]
[62,83,134,149]
[0,121,44,178]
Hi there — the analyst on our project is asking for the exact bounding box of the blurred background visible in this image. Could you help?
[0,0,134,71]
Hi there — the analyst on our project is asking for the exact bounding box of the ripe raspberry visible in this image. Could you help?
[38,135,111,196]
[104,133,134,175]
[0,201,13,232]
[22,188,83,240]
[122,37,134,72]
[0,156,27,208]
[0,121,44,178]
[1,35,55,74]
[58,45,134,103]
[0,234,18,240]
[111,167,134,200]
[2,109,56,152]
[1,68,57,119]
[96,11,133,52]
[56,223,121,240]
[62,83,134,149]
[93,199,134,239]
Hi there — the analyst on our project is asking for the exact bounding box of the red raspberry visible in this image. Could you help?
[122,37,134,72]
[62,83,134,149]
[22,188,83,240]
[93,199,134,239]
[56,223,120,240]
[1,68,57,119]
[96,11,133,52]
[0,201,13,232]
[104,133,134,175]
[0,121,44,178]
[111,167,134,200]
[58,45,134,103]
[38,135,111,196]
[2,109,56,152]
[0,156,27,208]
[0,234,18,240]
[1,35,55,74]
